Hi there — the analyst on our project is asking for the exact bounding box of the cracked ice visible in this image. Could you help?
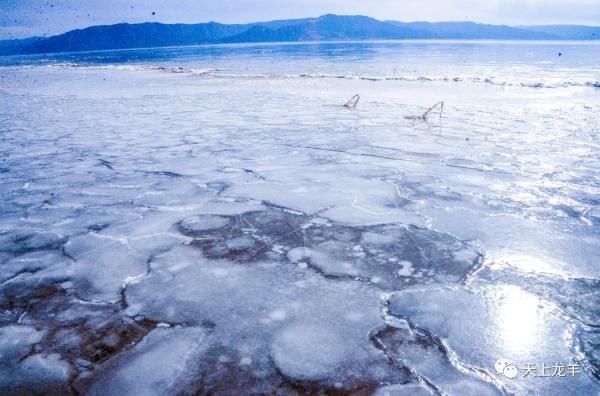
[1,42,600,395]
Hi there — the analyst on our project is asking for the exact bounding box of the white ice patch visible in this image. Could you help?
[0,325,44,363]
[287,246,358,277]
[287,247,312,263]
[268,309,287,321]
[179,215,229,233]
[270,324,349,381]
[396,261,414,277]
[0,326,71,394]
[20,354,71,385]
[226,236,255,250]
[80,327,209,396]
[373,383,435,396]
[0,251,69,283]
[65,233,148,302]
[0,353,71,394]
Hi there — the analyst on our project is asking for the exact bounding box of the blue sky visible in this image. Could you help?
[1,0,600,39]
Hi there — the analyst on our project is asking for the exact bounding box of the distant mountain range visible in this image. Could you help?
[1,14,599,55]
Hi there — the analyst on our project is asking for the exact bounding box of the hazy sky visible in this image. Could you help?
[1,0,600,39]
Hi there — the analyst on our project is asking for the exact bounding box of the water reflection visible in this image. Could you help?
[491,285,544,358]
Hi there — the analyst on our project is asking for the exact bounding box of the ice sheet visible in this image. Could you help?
[0,41,599,394]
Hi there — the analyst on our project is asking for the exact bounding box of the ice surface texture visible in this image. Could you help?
[0,41,599,395]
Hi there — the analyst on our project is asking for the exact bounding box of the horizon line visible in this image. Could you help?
[3,14,600,42]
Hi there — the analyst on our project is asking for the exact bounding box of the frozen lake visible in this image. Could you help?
[1,41,599,395]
